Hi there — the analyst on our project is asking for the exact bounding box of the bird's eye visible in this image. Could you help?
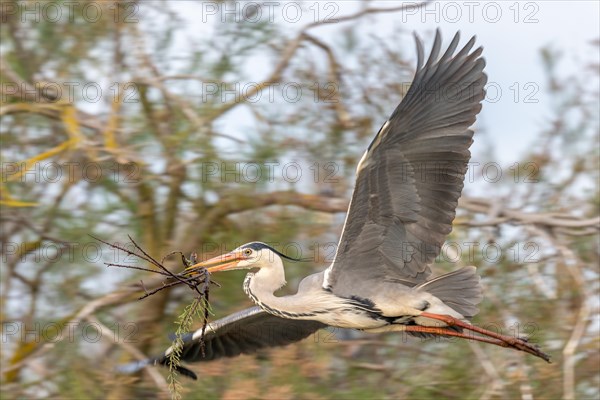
[243,249,252,256]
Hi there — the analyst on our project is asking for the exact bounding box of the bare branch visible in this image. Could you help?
[85,315,169,398]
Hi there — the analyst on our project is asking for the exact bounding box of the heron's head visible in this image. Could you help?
[184,242,297,275]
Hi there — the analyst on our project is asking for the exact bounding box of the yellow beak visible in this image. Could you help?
[183,251,244,275]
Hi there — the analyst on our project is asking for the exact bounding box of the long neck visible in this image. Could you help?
[243,258,318,318]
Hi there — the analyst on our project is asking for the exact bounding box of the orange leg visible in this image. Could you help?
[403,325,508,346]
[418,312,551,362]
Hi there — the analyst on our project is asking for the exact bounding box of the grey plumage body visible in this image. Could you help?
[241,248,481,329]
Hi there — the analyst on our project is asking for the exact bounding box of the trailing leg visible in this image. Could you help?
[418,312,551,362]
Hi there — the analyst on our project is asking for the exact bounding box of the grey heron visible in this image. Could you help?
[126,30,550,380]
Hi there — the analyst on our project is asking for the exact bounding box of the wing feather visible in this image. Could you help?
[326,29,487,296]
[154,307,325,379]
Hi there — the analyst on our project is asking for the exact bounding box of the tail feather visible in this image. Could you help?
[416,266,483,318]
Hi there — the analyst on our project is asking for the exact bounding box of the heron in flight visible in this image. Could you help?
[126,30,549,380]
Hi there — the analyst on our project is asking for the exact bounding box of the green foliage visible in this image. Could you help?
[167,297,210,400]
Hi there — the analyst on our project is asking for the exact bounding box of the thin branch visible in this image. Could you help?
[85,315,169,398]
[303,2,431,31]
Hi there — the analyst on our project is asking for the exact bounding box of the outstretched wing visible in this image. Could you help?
[119,307,326,380]
[325,30,487,297]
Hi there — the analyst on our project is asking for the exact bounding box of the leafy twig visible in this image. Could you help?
[92,235,217,398]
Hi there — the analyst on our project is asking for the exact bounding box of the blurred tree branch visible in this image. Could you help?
[1,1,598,399]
